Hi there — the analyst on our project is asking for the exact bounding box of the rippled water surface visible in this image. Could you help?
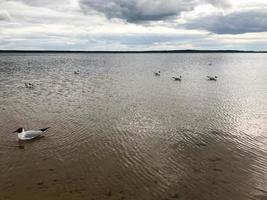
[0,53,266,200]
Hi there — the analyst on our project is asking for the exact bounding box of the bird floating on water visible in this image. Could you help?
[154,71,160,76]
[172,76,182,81]
[74,70,80,75]
[207,76,218,81]
[25,83,34,88]
[13,127,50,140]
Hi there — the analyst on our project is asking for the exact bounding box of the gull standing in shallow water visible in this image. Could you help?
[13,127,50,140]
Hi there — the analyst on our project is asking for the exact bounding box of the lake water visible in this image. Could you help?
[0,53,266,200]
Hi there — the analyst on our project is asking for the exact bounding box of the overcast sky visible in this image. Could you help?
[0,0,267,50]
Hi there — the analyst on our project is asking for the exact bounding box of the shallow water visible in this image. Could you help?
[0,53,266,200]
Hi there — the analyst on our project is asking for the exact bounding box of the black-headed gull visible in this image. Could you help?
[207,76,218,81]
[13,127,50,140]
[25,83,34,88]
[154,71,160,76]
[172,76,182,81]
[74,70,80,75]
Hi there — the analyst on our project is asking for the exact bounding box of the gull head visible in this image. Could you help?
[13,128,24,133]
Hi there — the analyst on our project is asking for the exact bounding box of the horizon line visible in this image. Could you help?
[1,49,267,53]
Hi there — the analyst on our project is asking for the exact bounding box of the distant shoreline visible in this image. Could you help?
[0,50,267,53]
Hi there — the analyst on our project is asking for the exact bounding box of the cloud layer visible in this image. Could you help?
[79,0,231,23]
[185,8,267,34]
[0,0,267,50]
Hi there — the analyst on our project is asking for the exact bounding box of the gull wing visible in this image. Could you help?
[24,130,43,139]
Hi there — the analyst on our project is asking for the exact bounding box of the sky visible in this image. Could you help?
[0,0,267,51]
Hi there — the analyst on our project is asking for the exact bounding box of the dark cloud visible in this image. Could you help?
[206,0,231,9]
[185,9,267,34]
[79,0,230,23]
[0,11,11,21]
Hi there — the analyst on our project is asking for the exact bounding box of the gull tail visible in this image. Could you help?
[39,127,50,132]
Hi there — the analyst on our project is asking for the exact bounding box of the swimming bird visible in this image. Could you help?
[207,76,218,81]
[13,127,50,140]
[25,83,34,88]
[154,71,160,76]
[172,76,182,81]
[74,70,80,75]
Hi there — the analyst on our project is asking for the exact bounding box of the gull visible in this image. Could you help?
[25,83,34,88]
[74,70,80,75]
[172,76,182,81]
[13,127,50,140]
[207,76,218,81]
[154,71,160,76]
